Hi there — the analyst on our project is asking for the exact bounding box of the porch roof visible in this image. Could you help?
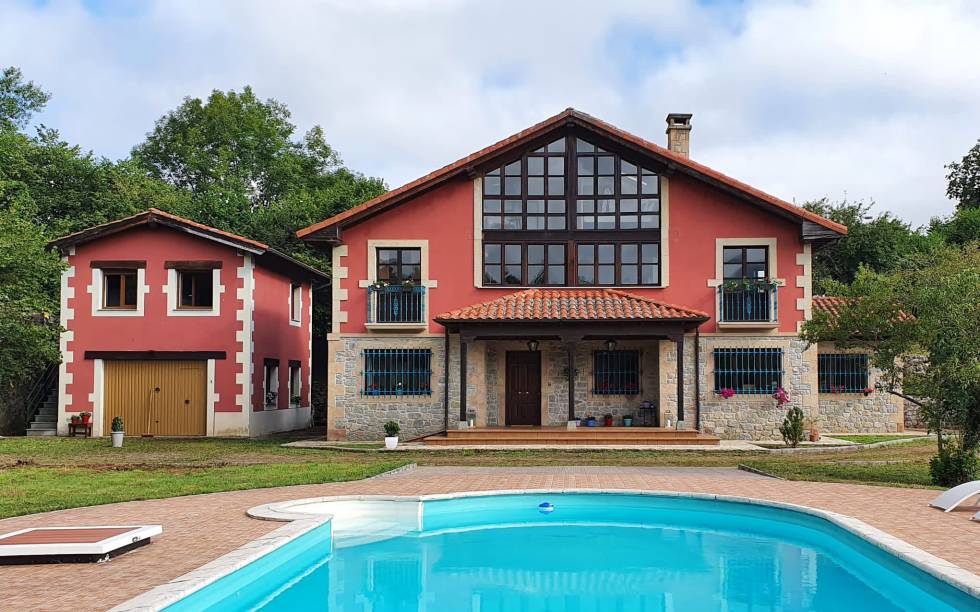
[434,288,709,324]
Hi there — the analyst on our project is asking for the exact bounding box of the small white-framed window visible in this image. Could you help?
[165,262,222,317]
[288,360,302,407]
[263,358,279,409]
[289,282,302,326]
[90,263,148,317]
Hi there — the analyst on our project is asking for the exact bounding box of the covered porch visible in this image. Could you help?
[431,289,716,445]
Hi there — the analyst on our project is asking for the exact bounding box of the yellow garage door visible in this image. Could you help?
[104,360,207,436]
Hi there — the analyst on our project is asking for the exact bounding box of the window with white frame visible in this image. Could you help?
[264,359,279,408]
[290,283,302,323]
[288,360,302,406]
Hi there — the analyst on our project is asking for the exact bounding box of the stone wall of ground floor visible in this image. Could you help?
[327,332,904,441]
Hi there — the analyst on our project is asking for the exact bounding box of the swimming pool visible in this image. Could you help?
[159,492,978,611]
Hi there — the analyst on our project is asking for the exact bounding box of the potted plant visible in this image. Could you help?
[718,387,736,399]
[805,417,821,443]
[69,414,81,425]
[110,416,124,448]
[623,414,633,427]
[603,413,614,427]
[585,415,597,427]
[79,411,92,425]
[401,279,416,292]
[862,386,874,397]
[384,420,400,450]
[369,384,381,396]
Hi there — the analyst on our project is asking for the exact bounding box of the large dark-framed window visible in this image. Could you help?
[362,349,432,397]
[576,243,659,286]
[713,348,783,395]
[483,243,566,286]
[723,246,769,281]
[593,350,641,395]
[818,354,870,393]
[480,132,663,287]
[377,248,421,283]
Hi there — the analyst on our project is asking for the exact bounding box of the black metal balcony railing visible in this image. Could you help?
[718,284,778,323]
[368,285,426,324]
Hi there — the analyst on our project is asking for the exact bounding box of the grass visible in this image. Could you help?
[832,434,926,444]
[0,435,941,519]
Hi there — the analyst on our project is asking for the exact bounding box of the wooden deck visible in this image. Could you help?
[424,426,720,446]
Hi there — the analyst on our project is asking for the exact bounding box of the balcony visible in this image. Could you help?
[367,284,427,328]
[717,283,778,327]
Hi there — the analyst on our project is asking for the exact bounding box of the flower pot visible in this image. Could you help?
[111,431,124,448]
[70,416,80,424]
[80,415,91,425]
[623,418,633,427]
[586,418,596,427]
[384,436,398,450]
[809,430,820,443]
[604,417,614,427]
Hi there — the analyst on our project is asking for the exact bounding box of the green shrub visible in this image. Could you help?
[383,421,400,438]
[929,442,979,487]
[779,406,806,448]
[111,416,124,432]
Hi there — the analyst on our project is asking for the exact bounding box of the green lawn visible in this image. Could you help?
[0,436,941,519]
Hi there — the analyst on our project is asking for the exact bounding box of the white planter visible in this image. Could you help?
[111,431,124,448]
[384,436,398,450]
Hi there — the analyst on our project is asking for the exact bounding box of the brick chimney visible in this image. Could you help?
[665,113,693,158]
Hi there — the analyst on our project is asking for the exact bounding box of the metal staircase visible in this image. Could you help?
[25,364,59,436]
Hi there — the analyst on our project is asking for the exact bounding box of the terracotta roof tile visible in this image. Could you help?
[298,108,847,238]
[434,288,709,323]
[813,295,850,318]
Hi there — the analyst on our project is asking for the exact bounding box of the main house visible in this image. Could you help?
[298,109,905,441]
[47,209,323,437]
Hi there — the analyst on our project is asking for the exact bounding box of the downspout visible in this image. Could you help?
[443,326,450,433]
[694,326,701,431]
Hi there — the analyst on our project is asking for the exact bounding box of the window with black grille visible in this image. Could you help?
[593,350,640,395]
[818,354,869,393]
[713,348,783,395]
[363,349,432,396]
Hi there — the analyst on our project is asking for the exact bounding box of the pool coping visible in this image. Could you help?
[113,488,980,610]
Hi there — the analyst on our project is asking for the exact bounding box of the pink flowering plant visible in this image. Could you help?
[719,387,736,399]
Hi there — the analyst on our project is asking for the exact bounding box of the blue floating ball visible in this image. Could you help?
[538,502,555,514]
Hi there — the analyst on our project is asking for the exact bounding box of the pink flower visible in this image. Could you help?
[772,387,790,406]
[719,388,736,399]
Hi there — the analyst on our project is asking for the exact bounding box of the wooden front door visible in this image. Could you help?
[104,360,207,436]
[505,351,541,426]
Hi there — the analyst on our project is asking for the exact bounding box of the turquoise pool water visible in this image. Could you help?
[166,493,978,611]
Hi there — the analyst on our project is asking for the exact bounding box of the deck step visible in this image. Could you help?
[26,428,57,436]
[427,427,720,446]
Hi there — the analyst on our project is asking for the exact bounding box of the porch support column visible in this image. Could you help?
[673,333,685,426]
[458,336,468,423]
[566,340,576,421]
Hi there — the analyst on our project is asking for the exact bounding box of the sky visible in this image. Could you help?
[3,0,979,225]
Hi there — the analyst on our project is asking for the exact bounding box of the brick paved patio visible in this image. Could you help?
[0,466,976,612]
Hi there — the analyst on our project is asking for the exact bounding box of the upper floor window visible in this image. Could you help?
[576,243,659,286]
[723,246,768,281]
[103,269,138,309]
[483,243,565,286]
[483,139,567,231]
[479,134,663,287]
[178,270,214,309]
[377,248,421,283]
[290,283,302,322]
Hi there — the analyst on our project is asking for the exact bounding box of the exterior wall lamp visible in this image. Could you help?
[605,339,617,352]
[527,339,539,352]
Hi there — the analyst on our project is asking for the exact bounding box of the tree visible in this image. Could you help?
[0,201,64,388]
[946,139,980,211]
[929,206,980,246]
[0,66,50,132]
[803,199,927,291]
[801,244,980,485]
[132,87,384,239]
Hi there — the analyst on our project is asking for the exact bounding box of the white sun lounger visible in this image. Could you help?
[929,480,980,512]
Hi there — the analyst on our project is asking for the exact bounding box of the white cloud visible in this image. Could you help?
[2,0,977,224]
